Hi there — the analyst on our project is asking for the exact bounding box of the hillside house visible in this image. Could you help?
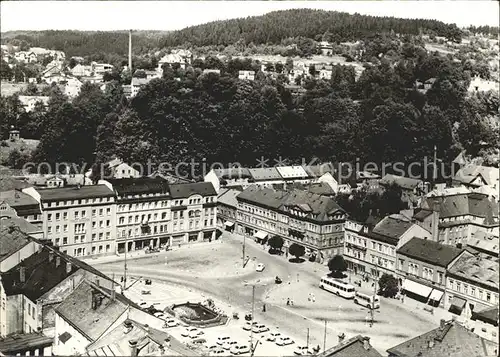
[238,70,255,81]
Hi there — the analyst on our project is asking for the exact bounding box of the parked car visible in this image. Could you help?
[163,319,178,328]
[243,321,259,331]
[256,263,265,272]
[230,344,251,355]
[216,336,231,345]
[181,326,199,337]
[276,336,294,346]
[206,344,218,351]
[266,331,282,342]
[211,348,226,356]
[222,340,238,350]
[252,323,269,334]
[294,345,313,355]
[154,312,165,319]
[189,329,204,339]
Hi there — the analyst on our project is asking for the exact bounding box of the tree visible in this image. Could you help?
[288,243,305,262]
[268,235,284,253]
[5,149,30,169]
[328,255,348,278]
[0,60,13,80]
[378,273,399,298]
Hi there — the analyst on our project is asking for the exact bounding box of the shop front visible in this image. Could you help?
[253,230,268,244]
[224,221,235,232]
[402,278,433,303]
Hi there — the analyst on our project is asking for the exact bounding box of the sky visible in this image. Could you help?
[1,1,498,33]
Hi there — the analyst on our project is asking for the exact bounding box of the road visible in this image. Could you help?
[92,231,441,354]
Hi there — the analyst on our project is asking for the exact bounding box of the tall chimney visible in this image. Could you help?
[66,261,72,274]
[49,251,54,262]
[129,30,133,77]
[440,319,446,330]
[56,256,61,267]
[362,337,370,350]
[19,266,26,283]
[123,320,133,334]
[129,340,138,357]
[430,198,441,242]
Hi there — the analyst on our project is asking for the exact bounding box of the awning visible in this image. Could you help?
[402,279,432,299]
[449,296,466,314]
[224,221,235,227]
[429,289,444,302]
[253,231,268,240]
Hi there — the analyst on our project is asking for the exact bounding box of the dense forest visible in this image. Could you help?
[1,35,498,178]
[163,9,465,47]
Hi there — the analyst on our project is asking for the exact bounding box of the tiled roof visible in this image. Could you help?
[454,164,499,187]
[302,163,335,178]
[380,174,423,190]
[448,252,499,291]
[397,237,464,268]
[168,182,216,198]
[85,319,194,356]
[422,193,499,225]
[55,280,128,341]
[1,244,114,301]
[0,190,41,215]
[107,178,169,196]
[0,216,41,236]
[237,186,345,222]
[0,333,53,354]
[412,209,432,221]
[217,188,240,208]
[386,320,498,357]
[248,167,282,181]
[368,215,414,245]
[291,182,335,196]
[317,335,382,357]
[36,185,115,202]
[466,231,499,257]
[0,224,32,263]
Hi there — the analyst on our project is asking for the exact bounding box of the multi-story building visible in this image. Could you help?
[0,243,114,338]
[344,215,432,279]
[415,192,499,246]
[106,178,171,253]
[396,237,464,307]
[22,184,116,257]
[168,182,218,245]
[445,251,499,317]
[217,188,240,232]
[237,186,346,262]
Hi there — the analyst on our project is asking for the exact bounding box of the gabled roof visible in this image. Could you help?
[471,306,499,326]
[368,215,414,245]
[302,163,335,178]
[237,186,285,209]
[55,280,129,341]
[213,167,252,180]
[291,182,335,196]
[317,335,382,357]
[168,182,216,199]
[275,166,309,179]
[0,224,33,263]
[397,237,464,268]
[217,188,240,209]
[380,174,423,190]
[0,190,40,215]
[1,244,114,301]
[454,164,499,187]
[386,320,497,357]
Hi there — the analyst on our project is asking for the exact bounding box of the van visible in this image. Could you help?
[216,336,231,345]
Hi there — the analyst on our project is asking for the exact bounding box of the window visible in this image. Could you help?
[74,211,79,219]
[99,233,103,240]
[63,212,68,220]
[99,209,103,216]
[92,233,96,241]
[107,208,111,215]
[55,225,60,233]
[56,213,60,221]
[63,237,68,245]
[106,220,110,227]
[92,209,96,217]
[48,214,52,221]
[48,227,52,234]
[106,232,110,239]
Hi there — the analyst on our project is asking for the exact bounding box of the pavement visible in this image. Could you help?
[91,231,447,355]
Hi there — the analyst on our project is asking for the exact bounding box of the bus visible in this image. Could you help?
[319,276,356,299]
[354,291,380,309]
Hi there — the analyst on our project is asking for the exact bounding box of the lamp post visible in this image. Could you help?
[242,233,246,268]
[250,284,255,356]
[323,320,327,352]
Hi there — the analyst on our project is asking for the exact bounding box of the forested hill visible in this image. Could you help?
[2,9,463,58]
[162,9,460,47]
[1,30,169,58]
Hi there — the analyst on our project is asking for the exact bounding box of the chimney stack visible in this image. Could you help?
[338,333,345,344]
[430,198,441,242]
[129,340,138,357]
[49,251,54,262]
[428,340,435,348]
[123,320,133,334]
[362,337,370,350]
[19,266,26,283]
[440,319,446,330]
[56,256,61,267]
[66,261,72,274]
